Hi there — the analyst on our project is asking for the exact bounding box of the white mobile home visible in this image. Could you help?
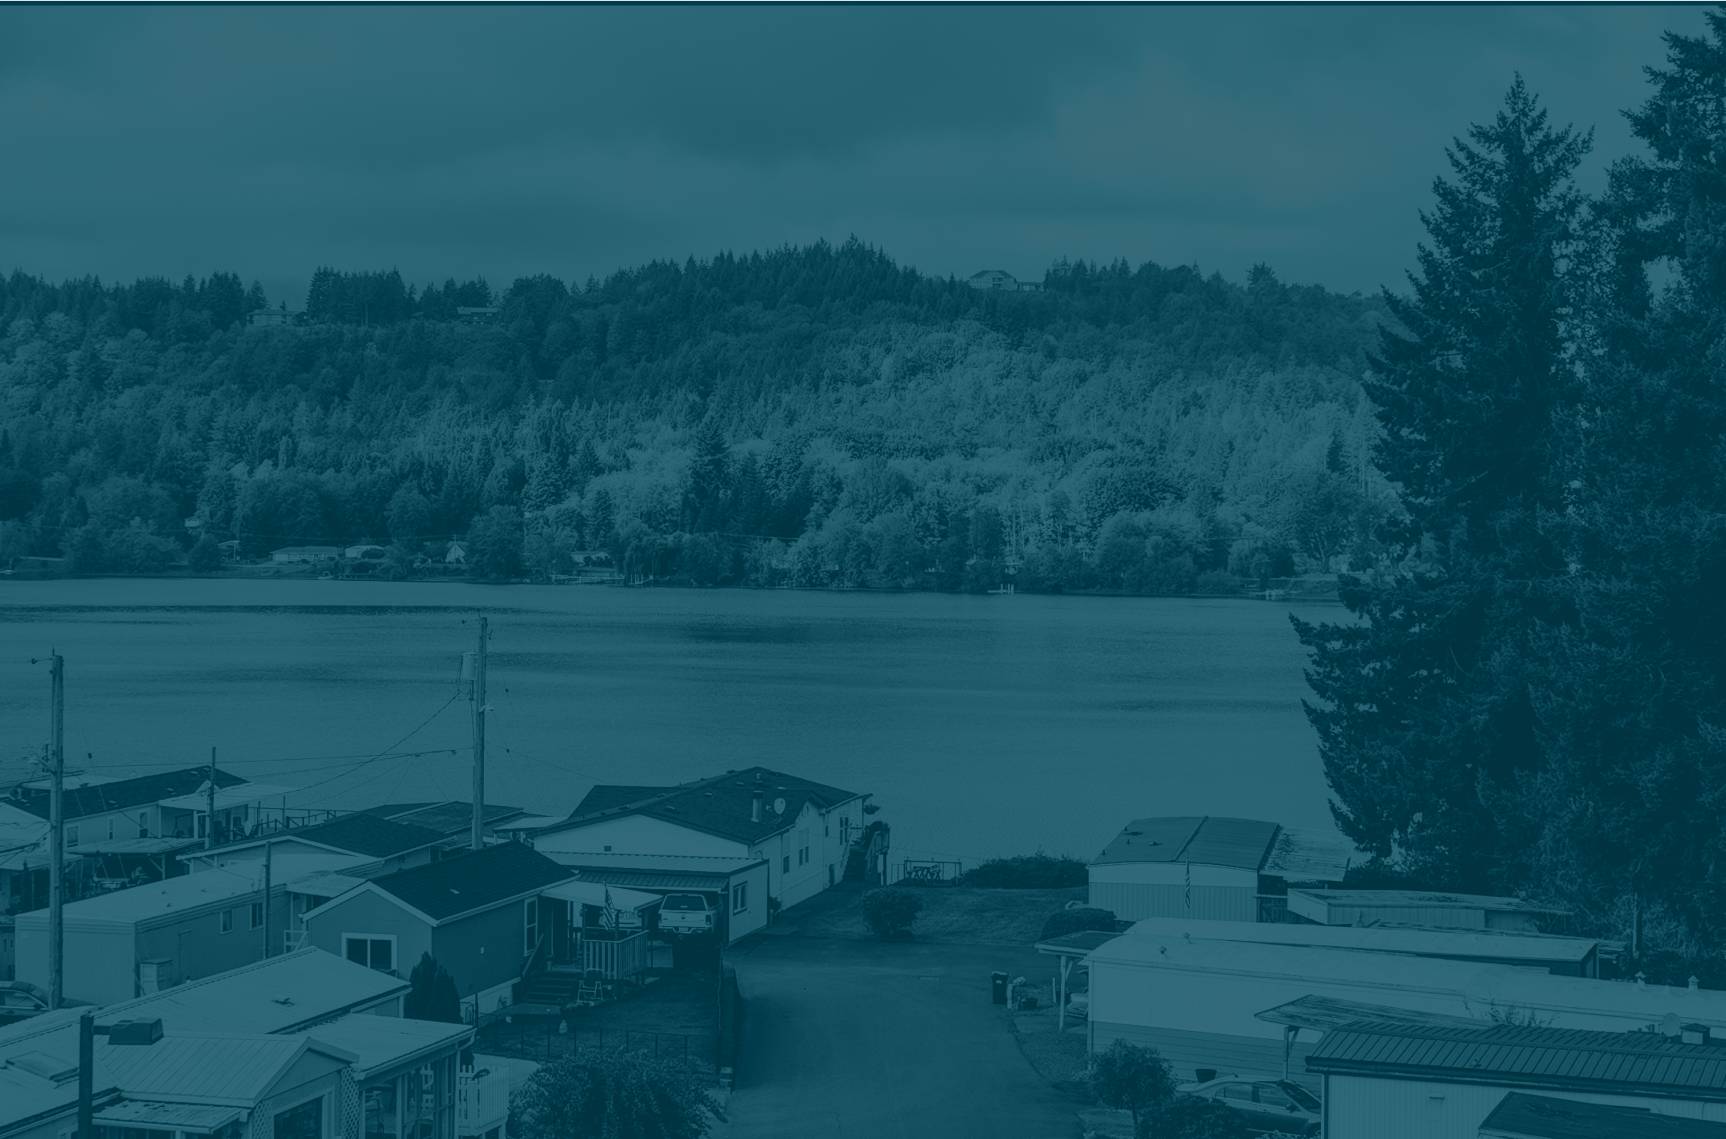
[1116,917,1603,977]
[13,852,364,1004]
[1309,1020,1726,1138]
[1088,817,1355,923]
[1086,932,1726,1088]
[1287,888,1570,933]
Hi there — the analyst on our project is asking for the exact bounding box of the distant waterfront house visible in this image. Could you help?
[1088,816,1356,922]
[13,852,366,1004]
[3,767,294,893]
[271,545,342,564]
[343,544,388,561]
[1309,1021,1726,1138]
[444,541,468,566]
[454,306,500,322]
[525,766,870,908]
[302,842,574,1018]
[246,307,300,327]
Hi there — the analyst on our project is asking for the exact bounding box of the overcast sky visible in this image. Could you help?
[0,4,1706,305]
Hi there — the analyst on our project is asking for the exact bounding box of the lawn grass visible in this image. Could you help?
[786,884,1087,946]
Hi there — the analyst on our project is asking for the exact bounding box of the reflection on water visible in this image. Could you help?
[0,579,1341,866]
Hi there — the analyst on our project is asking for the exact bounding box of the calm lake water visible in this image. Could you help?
[0,580,1342,867]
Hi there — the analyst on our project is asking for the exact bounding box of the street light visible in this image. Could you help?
[78,1013,163,1139]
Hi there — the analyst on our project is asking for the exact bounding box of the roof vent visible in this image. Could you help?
[1682,1023,1712,1046]
[271,996,295,1006]
[1691,976,1701,991]
[106,1019,164,1047]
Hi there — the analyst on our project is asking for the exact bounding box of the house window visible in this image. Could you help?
[524,897,540,954]
[273,1096,324,1139]
[732,882,748,914]
[107,818,115,840]
[66,824,79,848]
[220,908,234,934]
[137,811,149,837]
[798,829,809,866]
[250,901,264,929]
[781,855,789,874]
[344,935,395,974]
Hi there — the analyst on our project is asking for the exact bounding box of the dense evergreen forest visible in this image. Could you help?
[0,242,1391,590]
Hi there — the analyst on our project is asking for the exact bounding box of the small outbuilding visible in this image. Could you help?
[1088,816,1356,922]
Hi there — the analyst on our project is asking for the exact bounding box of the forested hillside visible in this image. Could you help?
[0,241,1391,590]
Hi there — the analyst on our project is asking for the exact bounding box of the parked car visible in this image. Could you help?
[1173,1075,1321,1136]
[658,893,716,935]
[0,983,49,1026]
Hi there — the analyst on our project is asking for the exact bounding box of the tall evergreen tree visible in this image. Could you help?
[1293,79,1591,885]
[1521,15,1726,947]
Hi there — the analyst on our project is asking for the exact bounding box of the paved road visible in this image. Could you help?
[722,936,1079,1139]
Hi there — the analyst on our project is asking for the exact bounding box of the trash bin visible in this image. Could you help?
[991,971,1009,1005]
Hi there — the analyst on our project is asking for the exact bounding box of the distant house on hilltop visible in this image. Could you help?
[455,306,500,322]
[967,269,1042,293]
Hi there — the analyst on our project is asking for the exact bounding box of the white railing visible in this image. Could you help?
[457,1068,510,1137]
[283,928,308,953]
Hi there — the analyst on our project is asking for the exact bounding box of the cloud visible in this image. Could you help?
[0,4,1708,302]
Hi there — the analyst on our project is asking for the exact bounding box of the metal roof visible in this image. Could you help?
[98,1032,354,1106]
[541,880,663,911]
[101,947,409,1033]
[155,783,298,813]
[94,1100,244,1131]
[1118,917,1600,965]
[1254,994,1485,1033]
[1291,888,1570,915]
[1092,817,1279,870]
[1036,930,1125,959]
[303,1015,472,1080]
[551,852,766,875]
[1262,826,1358,882]
[13,853,367,926]
[1480,1092,1726,1139]
[1307,1021,1726,1098]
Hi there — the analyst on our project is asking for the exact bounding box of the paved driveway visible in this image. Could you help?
[722,935,1079,1139]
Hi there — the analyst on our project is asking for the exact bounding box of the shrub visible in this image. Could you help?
[1041,907,1118,942]
[1144,1095,1253,1138]
[513,1050,713,1139]
[961,854,1088,889]
[1088,1039,1176,1133]
[861,888,923,940]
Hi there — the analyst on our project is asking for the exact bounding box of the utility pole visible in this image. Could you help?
[205,746,217,849]
[78,1010,93,1139]
[48,652,64,1011]
[261,841,273,959]
[471,616,488,851]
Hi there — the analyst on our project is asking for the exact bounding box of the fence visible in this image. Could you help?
[475,1017,712,1074]
[888,859,963,886]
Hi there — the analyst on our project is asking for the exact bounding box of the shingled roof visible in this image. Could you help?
[1307,1020,1726,1100]
[9,767,248,821]
[356,842,572,923]
[555,767,865,845]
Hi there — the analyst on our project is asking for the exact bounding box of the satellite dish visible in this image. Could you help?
[773,797,786,816]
